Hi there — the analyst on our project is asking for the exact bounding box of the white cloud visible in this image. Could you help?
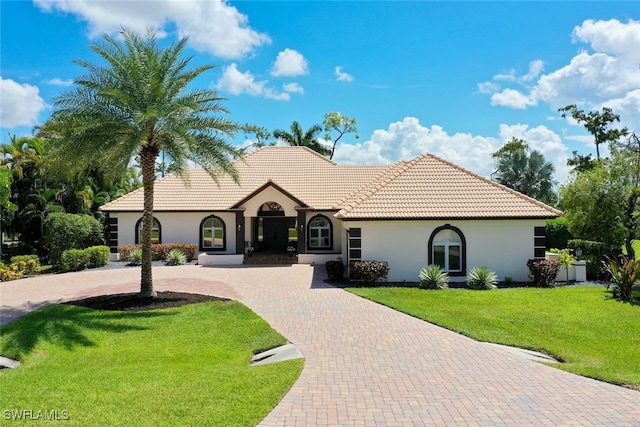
[34,0,270,59]
[480,19,640,132]
[283,82,304,94]
[491,88,537,109]
[333,117,570,184]
[45,78,73,86]
[0,77,46,128]
[216,63,289,101]
[270,49,308,77]
[335,66,354,82]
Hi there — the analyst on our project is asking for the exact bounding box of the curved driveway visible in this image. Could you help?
[1,264,638,426]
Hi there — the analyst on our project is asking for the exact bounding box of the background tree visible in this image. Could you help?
[273,121,329,156]
[44,28,240,297]
[558,104,628,159]
[323,112,358,160]
[566,150,597,173]
[239,124,274,153]
[492,138,557,205]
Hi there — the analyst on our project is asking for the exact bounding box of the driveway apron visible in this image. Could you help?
[1,264,638,426]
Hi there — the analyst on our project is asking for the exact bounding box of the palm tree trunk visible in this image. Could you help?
[140,146,158,297]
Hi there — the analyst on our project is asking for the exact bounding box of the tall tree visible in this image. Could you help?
[44,28,241,297]
[558,105,628,159]
[492,139,557,205]
[323,112,358,160]
[273,121,329,156]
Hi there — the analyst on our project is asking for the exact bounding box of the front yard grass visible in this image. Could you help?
[348,285,640,389]
[0,300,303,426]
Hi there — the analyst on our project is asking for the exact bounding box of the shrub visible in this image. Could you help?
[467,266,498,290]
[503,276,514,286]
[86,246,110,268]
[349,260,389,284]
[129,248,143,266]
[527,259,561,287]
[602,255,640,302]
[325,260,345,281]
[44,213,105,266]
[567,239,621,280]
[418,264,449,289]
[546,217,573,249]
[0,263,24,281]
[118,243,198,262]
[60,249,91,272]
[165,249,187,266]
[9,255,40,276]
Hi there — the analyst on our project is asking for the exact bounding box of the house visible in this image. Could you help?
[100,146,561,282]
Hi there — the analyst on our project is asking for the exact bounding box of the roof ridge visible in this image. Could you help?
[423,152,562,216]
[336,161,410,215]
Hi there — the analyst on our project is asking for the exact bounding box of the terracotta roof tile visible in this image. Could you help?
[335,153,562,219]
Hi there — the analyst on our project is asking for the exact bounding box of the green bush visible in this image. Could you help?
[568,239,620,280]
[546,217,574,249]
[602,255,640,302]
[325,260,345,281]
[9,255,40,276]
[165,249,187,266]
[467,266,498,290]
[61,249,91,272]
[527,259,561,287]
[60,246,110,272]
[418,264,449,289]
[349,260,389,284]
[44,213,105,266]
[118,243,198,262]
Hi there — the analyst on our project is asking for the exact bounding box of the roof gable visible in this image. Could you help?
[336,153,562,219]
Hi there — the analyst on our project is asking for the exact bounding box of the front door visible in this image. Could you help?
[262,217,295,251]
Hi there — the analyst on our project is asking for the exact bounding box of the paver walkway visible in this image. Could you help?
[1,264,639,426]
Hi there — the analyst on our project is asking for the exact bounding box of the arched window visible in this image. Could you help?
[428,225,466,276]
[308,215,332,250]
[135,217,161,245]
[200,215,226,251]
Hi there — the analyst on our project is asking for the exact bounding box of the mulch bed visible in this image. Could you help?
[64,291,228,312]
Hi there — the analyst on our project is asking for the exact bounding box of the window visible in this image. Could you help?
[135,217,161,244]
[308,215,332,250]
[200,216,226,251]
[428,225,466,275]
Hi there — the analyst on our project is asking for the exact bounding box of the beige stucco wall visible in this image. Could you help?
[342,219,547,282]
[112,211,238,254]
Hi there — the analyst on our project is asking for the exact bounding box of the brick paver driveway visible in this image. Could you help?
[1,264,638,426]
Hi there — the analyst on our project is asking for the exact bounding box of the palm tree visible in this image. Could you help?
[273,121,329,156]
[494,149,557,205]
[44,28,241,297]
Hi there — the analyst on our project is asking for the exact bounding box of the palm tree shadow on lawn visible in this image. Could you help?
[1,292,225,361]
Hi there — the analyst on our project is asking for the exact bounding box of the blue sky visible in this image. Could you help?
[1,1,639,185]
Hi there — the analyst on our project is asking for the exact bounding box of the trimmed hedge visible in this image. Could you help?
[118,244,198,262]
[61,246,110,272]
[546,217,573,249]
[527,259,561,287]
[567,239,621,280]
[349,260,389,284]
[44,213,105,266]
[325,260,345,281]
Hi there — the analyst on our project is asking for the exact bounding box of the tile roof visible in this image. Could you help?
[335,152,562,219]
[99,146,389,212]
[100,146,561,219]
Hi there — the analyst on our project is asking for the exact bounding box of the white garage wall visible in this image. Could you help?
[344,219,546,282]
[113,212,237,254]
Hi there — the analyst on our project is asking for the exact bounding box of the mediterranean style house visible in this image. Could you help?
[100,146,561,282]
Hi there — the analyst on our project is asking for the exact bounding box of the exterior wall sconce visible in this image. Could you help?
[237,224,242,231]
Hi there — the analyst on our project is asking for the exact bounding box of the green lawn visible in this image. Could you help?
[348,286,640,389]
[0,301,303,426]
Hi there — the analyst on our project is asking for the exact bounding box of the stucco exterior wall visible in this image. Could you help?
[112,211,238,254]
[342,219,546,282]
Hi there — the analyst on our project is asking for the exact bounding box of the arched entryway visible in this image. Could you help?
[254,202,297,252]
